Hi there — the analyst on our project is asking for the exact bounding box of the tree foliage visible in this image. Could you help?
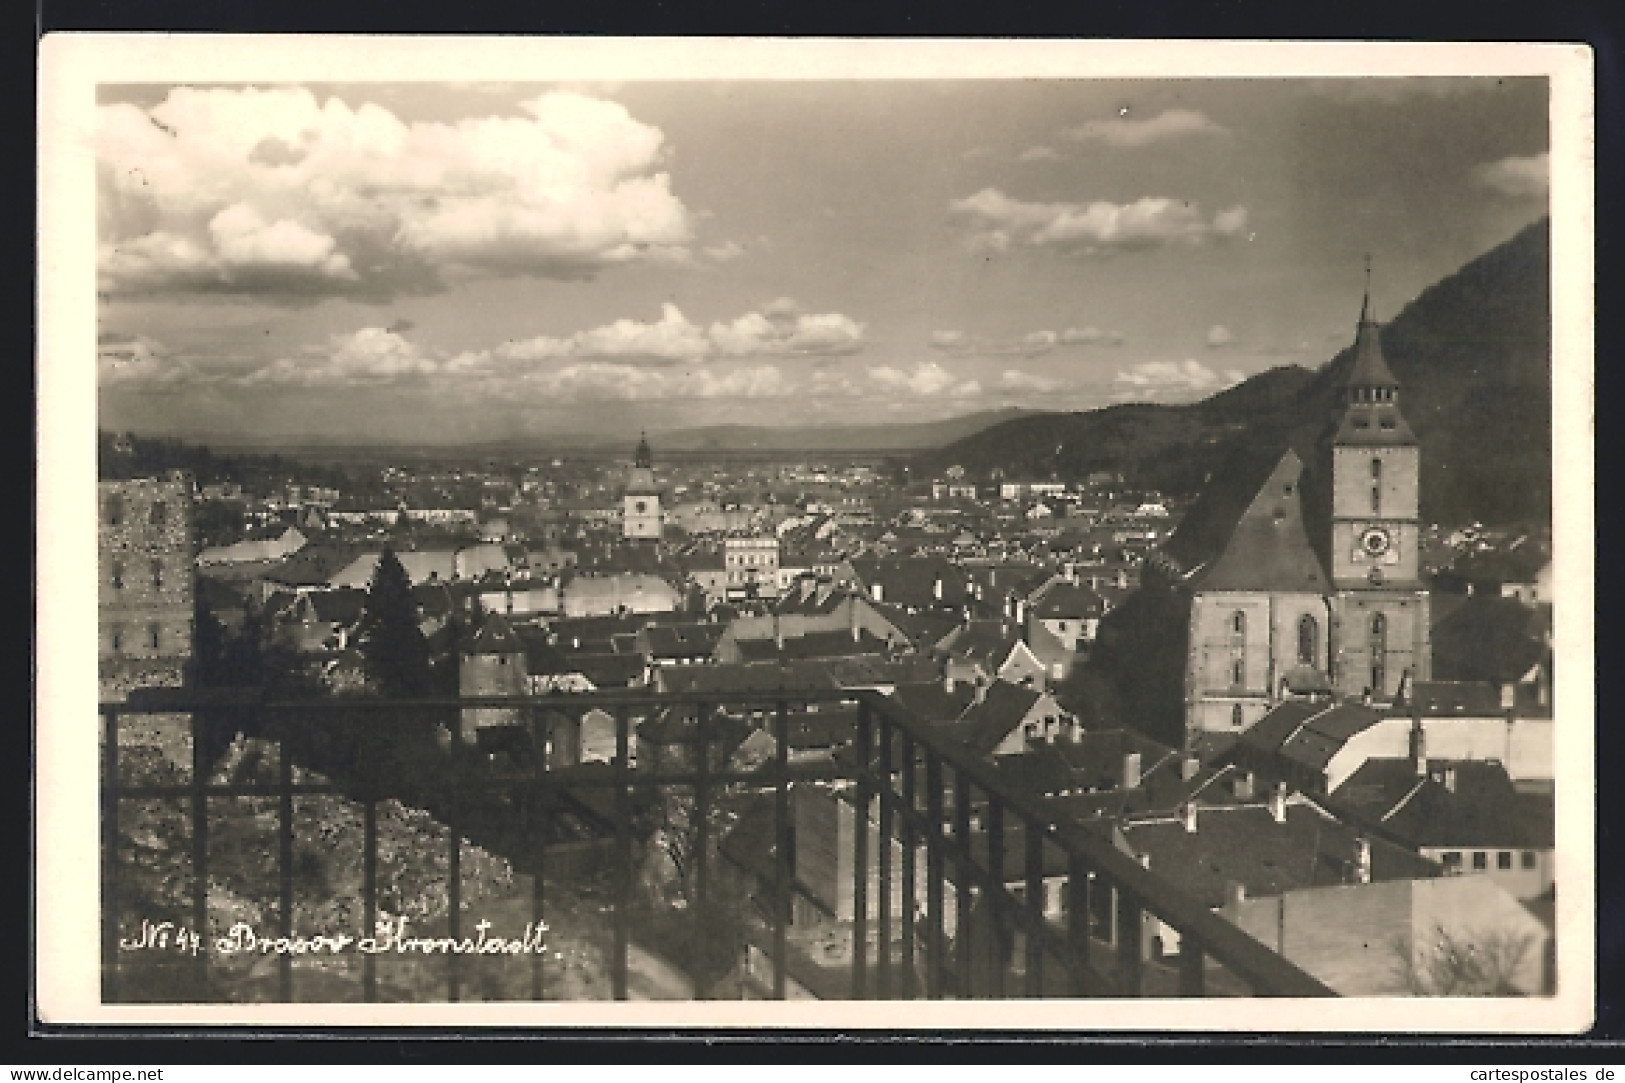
[1392,924,1537,996]
[358,549,432,697]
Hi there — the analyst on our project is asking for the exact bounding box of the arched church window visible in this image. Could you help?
[1370,459,1382,480]
[1232,660,1245,687]
[1232,704,1244,728]
[1370,613,1388,693]
[1230,610,1246,640]
[1297,614,1318,667]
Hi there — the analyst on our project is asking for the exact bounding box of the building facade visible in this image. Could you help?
[622,434,664,541]
[99,475,195,700]
[1183,299,1431,749]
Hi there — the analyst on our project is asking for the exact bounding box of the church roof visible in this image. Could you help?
[1188,450,1330,593]
[1341,313,1401,391]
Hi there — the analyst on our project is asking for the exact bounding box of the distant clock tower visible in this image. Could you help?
[623,433,664,541]
[1328,285,1430,703]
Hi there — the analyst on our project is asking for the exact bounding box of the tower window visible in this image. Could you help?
[151,560,164,588]
[147,624,161,650]
[1297,614,1318,667]
[104,495,124,526]
[1230,610,1246,640]
[1370,613,1388,693]
[1370,459,1383,480]
[1232,704,1244,728]
[1372,486,1382,515]
[150,500,167,526]
[1232,660,1245,687]
[110,627,123,654]
[110,561,124,590]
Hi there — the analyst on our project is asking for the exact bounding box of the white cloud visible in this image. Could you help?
[867,361,980,398]
[929,329,1057,359]
[97,86,693,300]
[704,239,747,262]
[1060,326,1126,346]
[481,301,864,368]
[1063,108,1228,147]
[998,368,1063,393]
[1472,152,1549,199]
[1206,324,1235,348]
[98,334,188,386]
[1112,358,1245,399]
[1019,145,1061,162]
[950,188,1248,257]
[527,362,797,403]
[245,327,441,387]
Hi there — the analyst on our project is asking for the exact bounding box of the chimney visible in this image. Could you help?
[1269,782,1287,823]
[1180,755,1200,781]
[1226,881,1247,908]
[774,612,784,651]
[1353,837,1372,884]
[1500,683,1516,710]
[1182,803,1198,833]
[1064,562,1076,584]
[1014,598,1026,625]
[1442,766,1457,794]
[1232,769,1255,800]
[973,677,988,705]
[1138,852,1152,871]
[933,577,944,602]
[1122,751,1142,790]
[943,673,955,695]
[870,583,883,603]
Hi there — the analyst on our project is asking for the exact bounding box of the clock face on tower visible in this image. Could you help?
[1360,526,1392,557]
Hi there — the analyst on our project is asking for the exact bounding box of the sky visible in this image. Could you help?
[94,77,1550,444]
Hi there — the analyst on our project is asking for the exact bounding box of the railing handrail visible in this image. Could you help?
[100,685,1336,997]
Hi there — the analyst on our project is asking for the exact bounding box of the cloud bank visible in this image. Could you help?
[97,86,694,301]
[950,188,1248,256]
[1063,109,1228,147]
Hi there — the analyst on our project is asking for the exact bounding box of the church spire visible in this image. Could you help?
[634,431,652,469]
[1342,257,1400,402]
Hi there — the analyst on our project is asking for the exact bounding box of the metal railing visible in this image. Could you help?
[99,686,1335,1002]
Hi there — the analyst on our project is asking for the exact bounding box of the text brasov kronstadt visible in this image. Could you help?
[119,917,550,957]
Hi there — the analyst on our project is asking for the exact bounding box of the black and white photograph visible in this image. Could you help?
[37,37,1595,1030]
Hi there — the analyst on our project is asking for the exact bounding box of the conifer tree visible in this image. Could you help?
[358,549,431,697]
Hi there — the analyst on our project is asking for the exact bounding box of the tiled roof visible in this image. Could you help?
[1029,582,1105,619]
[307,588,366,625]
[1118,801,1440,909]
[1190,450,1330,593]
[953,682,1045,756]
[1240,701,1384,773]
[657,661,840,697]
[1431,593,1549,684]
[888,681,976,725]
[644,622,724,659]
[734,631,891,663]
[1329,759,1554,850]
[849,556,973,609]
[468,612,525,654]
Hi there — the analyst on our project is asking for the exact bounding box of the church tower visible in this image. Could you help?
[1328,283,1430,703]
[622,432,664,541]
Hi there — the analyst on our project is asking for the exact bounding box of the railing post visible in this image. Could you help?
[528,702,547,1002]
[924,749,945,1000]
[1179,936,1206,997]
[953,767,972,1000]
[985,797,1005,999]
[362,795,378,1003]
[447,816,462,1003]
[612,706,631,1001]
[850,698,870,999]
[1024,826,1044,997]
[1066,854,1093,998]
[899,733,917,999]
[693,701,709,911]
[101,706,119,1004]
[875,710,893,999]
[190,705,209,998]
[278,710,294,1003]
[1116,886,1143,997]
[772,698,790,1000]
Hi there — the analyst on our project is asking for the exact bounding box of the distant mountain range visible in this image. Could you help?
[928,218,1553,528]
[201,407,1044,461]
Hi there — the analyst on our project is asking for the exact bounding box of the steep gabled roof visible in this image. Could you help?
[1189,450,1329,593]
[468,611,525,654]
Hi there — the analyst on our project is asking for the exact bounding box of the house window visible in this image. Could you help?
[147,624,161,650]
[1370,613,1388,693]
[1371,458,1383,480]
[150,500,167,526]
[1296,614,1318,667]
[104,494,124,526]
[1440,851,1462,871]
[1232,704,1244,728]
[1497,851,1513,871]
[1522,851,1538,870]
[1471,851,1488,871]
